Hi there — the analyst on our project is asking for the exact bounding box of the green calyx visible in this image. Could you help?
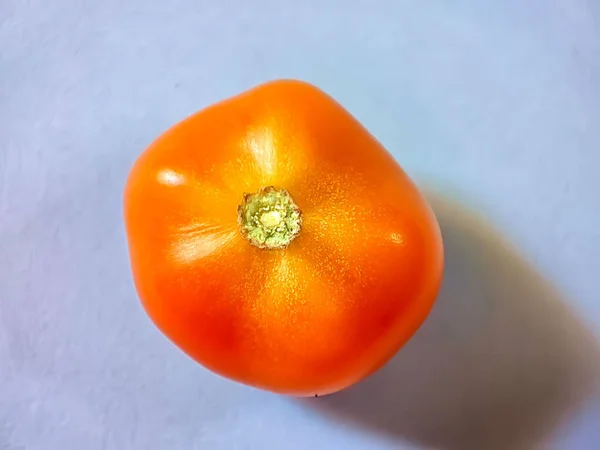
[237,186,303,249]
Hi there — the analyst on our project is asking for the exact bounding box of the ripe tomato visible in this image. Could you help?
[124,80,443,396]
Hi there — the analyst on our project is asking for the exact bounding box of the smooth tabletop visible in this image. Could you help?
[1,1,600,449]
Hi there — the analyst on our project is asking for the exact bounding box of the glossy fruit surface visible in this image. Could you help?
[124,79,444,396]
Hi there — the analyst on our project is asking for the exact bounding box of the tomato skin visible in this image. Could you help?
[124,79,443,396]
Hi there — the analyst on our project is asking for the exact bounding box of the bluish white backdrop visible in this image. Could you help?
[1,1,599,449]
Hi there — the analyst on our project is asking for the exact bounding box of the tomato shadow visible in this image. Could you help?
[304,191,600,450]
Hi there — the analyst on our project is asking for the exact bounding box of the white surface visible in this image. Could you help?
[1,1,600,449]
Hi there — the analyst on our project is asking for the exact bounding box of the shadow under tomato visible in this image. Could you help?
[304,192,600,450]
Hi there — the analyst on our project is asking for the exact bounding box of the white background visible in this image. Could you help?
[1,1,599,449]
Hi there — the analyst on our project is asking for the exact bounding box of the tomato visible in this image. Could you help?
[123,80,444,396]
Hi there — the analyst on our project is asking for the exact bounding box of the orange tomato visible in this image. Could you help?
[123,80,444,396]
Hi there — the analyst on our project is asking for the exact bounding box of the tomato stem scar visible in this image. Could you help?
[237,186,303,249]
